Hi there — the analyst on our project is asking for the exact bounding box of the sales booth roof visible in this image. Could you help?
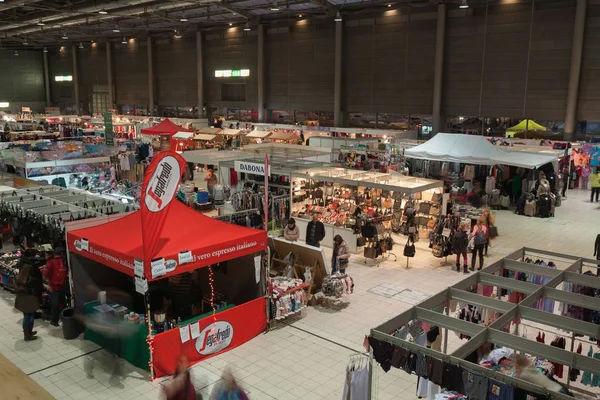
[140,118,193,136]
[246,130,272,138]
[198,127,222,135]
[405,133,556,169]
[292,166,443,194]
[193,134,217,141]
[220,128,245,136]
[67,200,266,281]
[172,131,194,140]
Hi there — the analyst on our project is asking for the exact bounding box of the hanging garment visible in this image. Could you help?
[416,377,440,400]
[462,370,489,400]
[581,346,593,386]
[549,337,566,379]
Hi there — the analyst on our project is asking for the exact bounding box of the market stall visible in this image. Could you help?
[290,166,444,255]
[368,247,600,400]
[140,118,193,151]
[66,152,268,377]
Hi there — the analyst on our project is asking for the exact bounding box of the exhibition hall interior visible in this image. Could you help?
[0,0,600,399]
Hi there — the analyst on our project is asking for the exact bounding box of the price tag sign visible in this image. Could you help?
[134,277,148,294]
[190,321,200,339]
[254,255,261,284]
[178,250,193,265]
[179,325,191,343]
[81,238,89,251]
[151,258,166,278]
[134,259,144,278]
[442,228,451,237]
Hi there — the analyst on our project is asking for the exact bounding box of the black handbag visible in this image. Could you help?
[14,293,39,313]
[489,226,498,238]
[357,236,366,246]
[403,239,416,258]
[364,245,377,259]
[418,202,431,214]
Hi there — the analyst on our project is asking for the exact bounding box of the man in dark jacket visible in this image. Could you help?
[305,215,325,247]
[452,224,469,274]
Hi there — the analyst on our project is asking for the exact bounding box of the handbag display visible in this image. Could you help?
[432,244,444,258]
[403,239,416,258]
[418,202,431,214]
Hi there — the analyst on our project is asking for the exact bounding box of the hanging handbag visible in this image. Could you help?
[432,244,444,258]
[357,236,366,247]
[383,197,393,209]
[432,193,443,204]
[403,206,416,218]
[418,202,431,214]
[376,223,385,235]
[14,292,40,314]
[392,217,403,233]
[403,239,416,257]
[364,244,377,259]
[430,203,441,216]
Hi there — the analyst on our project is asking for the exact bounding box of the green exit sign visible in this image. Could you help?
[215,69,250,78]
[232,70,241,77]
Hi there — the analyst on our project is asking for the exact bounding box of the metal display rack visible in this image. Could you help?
[370,247,600,400]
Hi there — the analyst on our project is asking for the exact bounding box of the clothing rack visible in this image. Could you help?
[213,208,259,223]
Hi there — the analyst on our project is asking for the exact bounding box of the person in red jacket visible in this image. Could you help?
[43,247,68,326]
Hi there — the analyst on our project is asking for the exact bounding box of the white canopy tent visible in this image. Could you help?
[404,133,557,169]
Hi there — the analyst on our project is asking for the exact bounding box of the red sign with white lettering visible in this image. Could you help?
[151,297,267,378]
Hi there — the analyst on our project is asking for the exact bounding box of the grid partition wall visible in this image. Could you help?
[371,248,600,400]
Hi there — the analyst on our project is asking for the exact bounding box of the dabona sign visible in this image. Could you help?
[234,161,270,176]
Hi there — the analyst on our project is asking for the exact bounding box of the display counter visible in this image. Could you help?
[294,217,357,253]
[84,301,150,371]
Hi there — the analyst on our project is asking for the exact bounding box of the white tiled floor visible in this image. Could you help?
[1,188,599,399]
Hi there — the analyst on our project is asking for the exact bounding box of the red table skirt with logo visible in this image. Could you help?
[152,297,267,377]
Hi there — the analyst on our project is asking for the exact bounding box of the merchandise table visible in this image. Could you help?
[84,301,150,371]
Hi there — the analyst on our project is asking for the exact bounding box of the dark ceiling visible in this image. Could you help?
[0,0,506,48]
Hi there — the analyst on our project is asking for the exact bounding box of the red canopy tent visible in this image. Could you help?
[140,118,194,150]
[67,201,267,377]
[67,201,265,280]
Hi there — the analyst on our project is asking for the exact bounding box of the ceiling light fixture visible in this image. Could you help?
[113,28,120,33]
[298,14,302,18]
[98,8,107,15]
[23,39,28,45]
[334,11,342,22]
[122,37,127,44]
[78,42,84,49]
[13,50,18,56]
[37,20,45,26]
[229,22,233,26]
[43,46,48,53]
[180,12,188,22]
[62,32,68,39]
[270,1,280,11]
[174,30,182,38]
[459,0,469,9]
[388,4,391,7]
[244,22,251,31]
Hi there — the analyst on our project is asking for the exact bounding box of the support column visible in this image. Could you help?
[257,25,265,122]
[333,20,342,127]
[564,0,587,141]
[432,3,446,136]
[196,31,204,119]
[106,42,114,111]
[147,37,154,116]
[71,45,80,115]
[43,50,51,107]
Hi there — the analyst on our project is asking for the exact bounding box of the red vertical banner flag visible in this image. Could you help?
[264,153,269,231]
[140,151,186,278]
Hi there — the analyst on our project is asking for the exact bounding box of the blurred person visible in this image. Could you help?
[480,209,495,256]
[305,214,325,248]
[560,165,569,198]
[210,368,248,400]
[15,252,43,341]
[470,219,488,271]
[162,356,200,400]
[591,168,600,203]
[43,247,68,327]
[515,354,572,396]
[168,272,195,321]
[204,169,218,197]
[332,235,350,274]
[283,218,299,241]
[452,223,469,274]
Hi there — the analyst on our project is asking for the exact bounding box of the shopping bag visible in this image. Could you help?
[489,226,498,238]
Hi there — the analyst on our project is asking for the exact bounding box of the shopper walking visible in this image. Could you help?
[283,218,300,241]
[332,235,350,273]
[470,219,488,271]
[204,169,218,198]
[305,214,325,248]
[452,223,469,274]
[43,247,68,327]
[15,257,43,341]
[560,165,569,198]
[480,209,495,256]
[590,168,600,203]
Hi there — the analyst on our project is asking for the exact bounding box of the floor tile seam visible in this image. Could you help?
[281,321,365,354]
[27,347,102,376]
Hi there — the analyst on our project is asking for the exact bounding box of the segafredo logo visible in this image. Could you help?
[195,321,234,355]
[144,156,181,212]
[74,240,82,251]
[234,161,269,176]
